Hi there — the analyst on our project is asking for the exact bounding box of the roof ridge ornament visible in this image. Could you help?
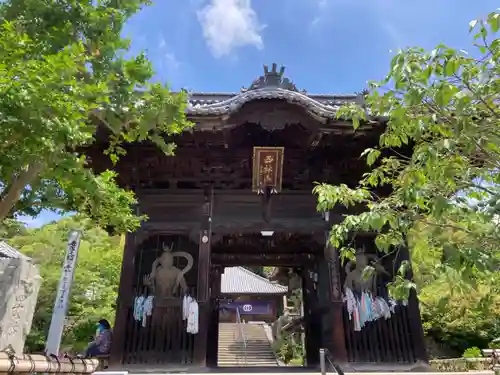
[241,63,306,93]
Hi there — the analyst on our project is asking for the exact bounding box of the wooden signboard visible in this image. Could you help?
[252,146,284,192]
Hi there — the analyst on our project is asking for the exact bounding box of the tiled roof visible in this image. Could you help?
[0,241,28,259]
[221,266,288,295]
[186,88,362,121]
[185,64,364,122]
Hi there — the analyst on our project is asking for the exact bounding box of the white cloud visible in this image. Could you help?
[158,36,180,70]
[164,51,180,71]
[159,37,167,49]
[316,0,329,10]
[197,0,264,58]
[156,35,182,85]
[308,0,352,29]
[308,0,405,47]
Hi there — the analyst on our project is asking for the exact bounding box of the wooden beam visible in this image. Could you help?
[211,252,316,266]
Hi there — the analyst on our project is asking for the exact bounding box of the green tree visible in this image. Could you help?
[8,216,123,352]
[410,224,500,353]
[0,218,27,239]
[0,0,192,233]
[314,10,500,298]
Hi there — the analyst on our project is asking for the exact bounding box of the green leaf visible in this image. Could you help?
[352,116,360,130]
[469,19,478,32]
[366,148,381,166]
[487,12,500,32]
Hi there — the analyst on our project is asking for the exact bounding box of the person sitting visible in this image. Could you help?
[85,319,113,357]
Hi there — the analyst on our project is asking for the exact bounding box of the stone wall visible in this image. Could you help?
[0,257,41,354]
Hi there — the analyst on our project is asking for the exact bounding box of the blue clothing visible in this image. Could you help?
[85,329,112,357]
[85,343,106,357]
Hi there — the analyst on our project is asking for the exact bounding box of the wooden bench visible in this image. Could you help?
[482,349,500,372]
[94,354,110,370]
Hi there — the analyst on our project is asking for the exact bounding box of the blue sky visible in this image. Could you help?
[18,0,498,228]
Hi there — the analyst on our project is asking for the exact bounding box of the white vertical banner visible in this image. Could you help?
[45,230,82,356]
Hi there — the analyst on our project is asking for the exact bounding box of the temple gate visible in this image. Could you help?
[87,64,427,370]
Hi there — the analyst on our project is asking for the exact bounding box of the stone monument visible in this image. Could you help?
[0,241,41,354]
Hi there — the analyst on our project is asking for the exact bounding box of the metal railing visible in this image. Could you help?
[235,307,248,365]
[319,348,344,375]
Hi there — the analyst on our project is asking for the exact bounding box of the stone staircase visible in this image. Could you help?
[218,323,279,367]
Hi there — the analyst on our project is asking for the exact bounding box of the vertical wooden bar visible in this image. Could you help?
[323,212,348,363]
[110,230,137,367]
[207,266,222,367]
[401,244,428,363]
[302,269,320,366]
[193,186,213,366]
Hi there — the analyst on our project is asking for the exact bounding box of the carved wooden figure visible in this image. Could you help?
[343,251,389,296]
[144,243,194,298]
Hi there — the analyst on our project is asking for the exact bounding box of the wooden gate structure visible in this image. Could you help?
[87,64,428,370]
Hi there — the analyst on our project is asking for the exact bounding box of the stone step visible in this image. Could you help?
[219,331,267,334]
[222,334,267,336]
[221,336,269,340]
[218,356,277,361]
[218,353,276,356]
[218,359,277,363]
[217,354,276,361]
[226,338,269,340]
[219,337,269,340]
[217,360,278,366]
[219,342,270,345]
[220,332,267,334]
[218,352,277,357]
[219,342,272,346]
[218,362,278,365]
[219,333,264,336]
[218,346,273,349]
[218,352,276,356]
[219,336,269,343]
[218,352,275,356]
[218,363,279,367]
[219,346,273,350]
[218,344,272,352]
[218,347,274,352]
[219,337,269,341]
[217,324,277,368]
[219,347,273,350]
[218,342,272,346]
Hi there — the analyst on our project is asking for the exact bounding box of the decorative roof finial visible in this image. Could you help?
[241,63,305,93]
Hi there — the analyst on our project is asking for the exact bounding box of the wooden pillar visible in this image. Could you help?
[400,245,428,362]
[109,230,137,367]
[193,186,213,366]
[323,212,348,363]
[302,268,320,367]
[207,266,222,367]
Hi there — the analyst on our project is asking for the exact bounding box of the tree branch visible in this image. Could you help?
[0,162,45,221]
